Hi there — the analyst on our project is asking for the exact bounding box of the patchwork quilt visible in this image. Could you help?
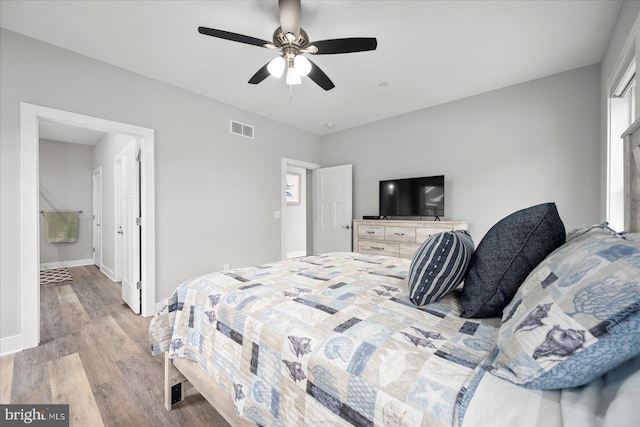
[149,253,500,426]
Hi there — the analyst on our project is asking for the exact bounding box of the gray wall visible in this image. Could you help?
[39,139,93,265]
[321,65,602,244]
[0,28,322,340]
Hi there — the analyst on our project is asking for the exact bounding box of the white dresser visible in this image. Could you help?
[352,219,468,259]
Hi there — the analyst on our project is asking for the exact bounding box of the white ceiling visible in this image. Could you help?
[0,0,623,136]
[39,120,107,145]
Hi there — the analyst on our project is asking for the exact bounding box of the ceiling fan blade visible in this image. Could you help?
[278,0,301,37]
[248,63,271,85]
[309,37,377,55]
[198,26,271,48]
[307,59,335,91]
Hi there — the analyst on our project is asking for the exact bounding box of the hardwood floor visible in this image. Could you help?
[0,265,230,426]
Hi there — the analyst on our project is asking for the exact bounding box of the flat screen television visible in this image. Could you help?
[379,175,445,218]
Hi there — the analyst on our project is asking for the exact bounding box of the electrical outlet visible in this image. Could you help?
[171,383,182,405]
[223,263,230,271]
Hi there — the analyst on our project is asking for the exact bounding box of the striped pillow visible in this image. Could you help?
[408,230,475,306]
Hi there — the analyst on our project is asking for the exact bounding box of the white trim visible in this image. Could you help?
[20,103,40,350]
[100,265,117,282]
[92,167,103,270]
[20,103,157,351]
[280,158,321,261]
[40,258,95,270]
[605,14,639,228]
[0,335,23,356]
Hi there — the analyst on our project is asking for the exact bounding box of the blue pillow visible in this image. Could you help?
[408,230,474,306]
[461,203,565,318]
[488,225,640,389]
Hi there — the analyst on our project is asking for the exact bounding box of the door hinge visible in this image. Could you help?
[92,247,95,253]
[136,217,142,226]
[136,150,142,162]
[136,281,142,290]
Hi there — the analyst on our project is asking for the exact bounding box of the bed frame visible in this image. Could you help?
[163,118,640,425]
[165,353,253,426]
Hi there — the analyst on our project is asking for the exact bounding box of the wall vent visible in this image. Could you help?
[230,120,254,139]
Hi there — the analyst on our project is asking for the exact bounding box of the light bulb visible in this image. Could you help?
[267,56,285,78]
[286,66,301,85]
[294,55,311,77]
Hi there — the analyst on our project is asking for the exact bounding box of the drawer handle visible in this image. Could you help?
[371,246,385,250]
[366,231,376,234]
[395,232,405,236]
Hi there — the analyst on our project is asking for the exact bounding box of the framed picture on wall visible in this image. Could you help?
[286,173,301,205]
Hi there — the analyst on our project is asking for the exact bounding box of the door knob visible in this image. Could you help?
[342,225,351,230]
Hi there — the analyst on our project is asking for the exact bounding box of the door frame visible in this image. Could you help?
[280,158,320,260]
[92,167,103,270]
[20,102,156,350]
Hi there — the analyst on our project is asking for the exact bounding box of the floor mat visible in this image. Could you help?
[40,267,73,285]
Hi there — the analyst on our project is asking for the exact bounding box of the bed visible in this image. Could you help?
[150,121,640,426]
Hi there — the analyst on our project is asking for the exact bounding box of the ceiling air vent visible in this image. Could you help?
[230,120,254,139]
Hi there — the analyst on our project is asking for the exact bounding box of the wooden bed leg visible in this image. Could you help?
[164,352,187,410]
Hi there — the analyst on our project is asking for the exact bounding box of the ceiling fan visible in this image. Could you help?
[198,0,377,91]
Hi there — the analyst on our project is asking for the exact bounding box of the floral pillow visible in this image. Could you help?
[487,224,640,389]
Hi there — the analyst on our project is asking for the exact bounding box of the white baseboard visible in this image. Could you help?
[40,258,95,270]
[286,250,307,259]
[100,265,116,282]
[0,334,22,356]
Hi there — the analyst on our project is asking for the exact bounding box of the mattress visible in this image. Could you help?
[149,252,639,426]
[150,252,505,425]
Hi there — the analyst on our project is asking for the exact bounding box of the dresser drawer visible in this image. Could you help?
[416,227,449,243]
[358,225,385,241]
[358,241,400,257]
[385,226,416,243]
[399,243,421,259]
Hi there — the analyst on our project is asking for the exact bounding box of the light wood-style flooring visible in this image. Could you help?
[0,265,230,426]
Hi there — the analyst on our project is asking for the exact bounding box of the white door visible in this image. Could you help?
[92,168,103,268]
[118,139,141,314]
[313,164,353,254]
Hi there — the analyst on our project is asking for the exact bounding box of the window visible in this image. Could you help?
[608,58,636,231]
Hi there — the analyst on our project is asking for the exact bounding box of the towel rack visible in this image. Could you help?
[39,210,83,214]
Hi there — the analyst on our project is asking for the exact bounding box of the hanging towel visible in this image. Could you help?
[45,211,79,243]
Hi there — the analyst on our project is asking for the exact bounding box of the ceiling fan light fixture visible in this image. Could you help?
[293,55,311,77]
[286,65,302,85]
[267,56,286,78]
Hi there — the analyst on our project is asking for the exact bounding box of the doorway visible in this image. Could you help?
[281,158,320,260]
[19,102,156,351]
[281,159,353,259]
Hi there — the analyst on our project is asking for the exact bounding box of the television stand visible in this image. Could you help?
[433,216,441,222]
